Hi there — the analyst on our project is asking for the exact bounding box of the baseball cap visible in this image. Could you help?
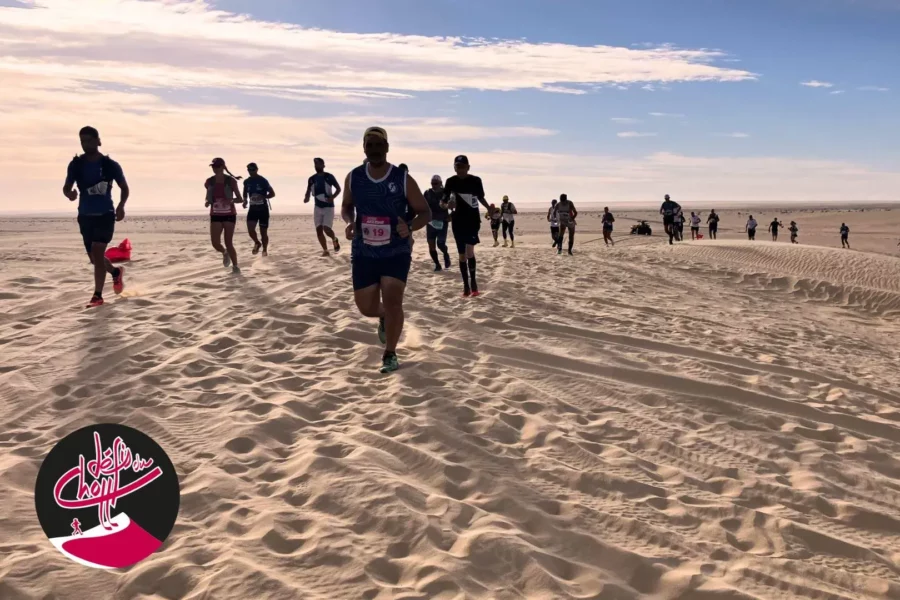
[247,162,258,170]
[502,195,509,201]
[431,174,442,183]
[454,155,469,166]
[364,127,388,142]
[210,157,226,167]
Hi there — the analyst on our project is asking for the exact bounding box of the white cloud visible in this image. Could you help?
[0,0,755,101]
[714,132,750,138]
[649,112,685,118]
[800,80,834,88]
[618,132,658,138]
[611,117,641,124]
[858,86,889,92]
[829,90,845,95]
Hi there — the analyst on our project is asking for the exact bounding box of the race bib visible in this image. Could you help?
[86,181,109,196]
[212,199,232,214]
[430,220,444,230]
[362,216,391,246]
[249,194,266,206]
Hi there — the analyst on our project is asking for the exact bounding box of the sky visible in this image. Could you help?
[1,0,899,214]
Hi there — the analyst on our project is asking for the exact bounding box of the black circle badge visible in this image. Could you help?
[34,423,180,569]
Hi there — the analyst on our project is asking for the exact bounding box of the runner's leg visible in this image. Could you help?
[224,220,238,268]
[260,225,269,253]
[380,277,406,353]
[247,218,261,247]
[466,244,477,292]
[211,221,226,254]
[437,228,451,267]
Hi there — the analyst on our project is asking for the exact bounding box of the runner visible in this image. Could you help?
[840,223,850,248]
[745,215,758,241]
[487,204,502,247]
[602,206,615,246]
[707,209,720,240]
[444,155,491,297]
[243,162,275,256]
[768,217,784,242]
[689,211,702,240]
[675,208,685,242]
[548,199,560,247]
[63,126,129,308]
[556,194,578,255]
[425,174,452,271]
[341,126,430,373]
[204,157,242,273]
[659,194,681,245]
[304,158,342,256]
[789,221,799,244]
[500,195,517,248]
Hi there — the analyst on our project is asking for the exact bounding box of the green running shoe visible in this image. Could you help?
[377,317,386,345]
[379,353,399,374]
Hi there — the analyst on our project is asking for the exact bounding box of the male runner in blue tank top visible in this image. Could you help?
[305,158,342,256]
[243,162,275,255]
[341,127,431,373]
[63,126,129,308]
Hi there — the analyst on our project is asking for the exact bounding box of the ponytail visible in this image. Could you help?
[224,166,242,181]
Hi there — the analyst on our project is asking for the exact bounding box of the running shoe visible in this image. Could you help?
[112,267,125,295]
[444,255,451,269]
[434,264,443,272]
[471,290,481,297]
[568,250,573,255]
[493,241,499,247]
[380,353,400,374]
[222,251,231,268]
[557,248,562,255]
[262,250,268,257]
[232,266,241,274]
[503,241,508,248]
[463,288,471,297]
[86,295,104,308]
[252,242,262,255]
[377,317,386,344]
[333,238,341,252]
[511,241,515,248]
[322,250,330,257]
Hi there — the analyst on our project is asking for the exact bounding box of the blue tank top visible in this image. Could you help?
[350,164,411,259]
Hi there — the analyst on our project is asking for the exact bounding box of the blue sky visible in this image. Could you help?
[1,0,898,211]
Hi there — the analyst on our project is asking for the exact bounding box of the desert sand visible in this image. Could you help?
[1,206,899,600]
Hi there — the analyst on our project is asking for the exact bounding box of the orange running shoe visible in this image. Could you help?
[112,267,125,295]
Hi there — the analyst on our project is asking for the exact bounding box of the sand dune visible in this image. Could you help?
[1,211,899,599]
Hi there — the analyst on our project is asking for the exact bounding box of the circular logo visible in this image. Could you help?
[34,423,180,569]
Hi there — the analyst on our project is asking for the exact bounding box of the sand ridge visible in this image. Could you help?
[0,212,899,599]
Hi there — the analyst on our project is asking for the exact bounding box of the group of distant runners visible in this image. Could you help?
[63,125,863,372]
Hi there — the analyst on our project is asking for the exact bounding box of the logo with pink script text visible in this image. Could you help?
[34,423,180,569]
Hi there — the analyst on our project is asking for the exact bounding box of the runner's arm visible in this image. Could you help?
[267,183,276,199]
[242,180,249,202]
[405,176,431,232]
[113,165,129,206]
[341,173,354,224]
[476,180,490,210]
[303,178,312,204]
[63,160,78,200]
[328,174,342,202]
[571,204,578,220]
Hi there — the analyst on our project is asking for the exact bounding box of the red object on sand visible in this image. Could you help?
[697,234,704,240]
[105,238,132,262]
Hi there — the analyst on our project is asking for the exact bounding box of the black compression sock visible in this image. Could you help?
[459,262,469,290]
[112,268,120,278]
[429,248,440,266]
[93,291,102,298]
[467,257,477,290]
